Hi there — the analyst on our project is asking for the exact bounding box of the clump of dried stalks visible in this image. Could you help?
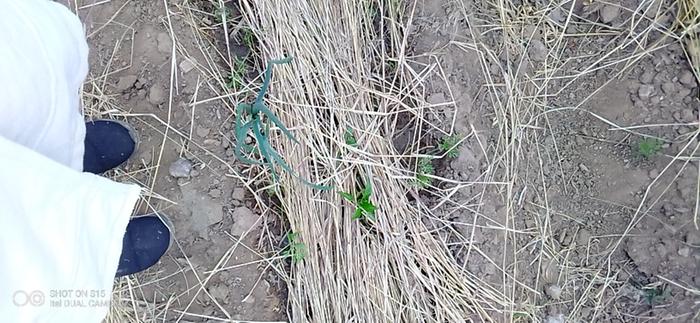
[238,0,507,321]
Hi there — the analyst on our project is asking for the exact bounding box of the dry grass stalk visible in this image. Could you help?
[238,0,507,321]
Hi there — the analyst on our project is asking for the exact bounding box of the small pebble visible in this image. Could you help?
[427,92,446,105]
[648,169,659,179]
[203,139,220,146]
[179,59,196,73]
[679,70,696,86]
[599,5,620,24]
[549,7,564,23]
[208,189,222,199]
[661,82,675,95]
[678,247,691,257]
[230,207,259,236]
[544,284,562,300]
[638,84,654,99]
[640,71,655,84]
[196,126,211,138]
[156,32,172,54]
[528,39,547,62]
[578,163,590,172]
[681,109,696,122]
[168,158,193,178]
[231,187,246,201]
[148,86,166,105]
[576,229,591,246]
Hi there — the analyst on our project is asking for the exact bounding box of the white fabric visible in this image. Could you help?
[0,137,141,322]
[0,0,141,322]
[0,0,88,170]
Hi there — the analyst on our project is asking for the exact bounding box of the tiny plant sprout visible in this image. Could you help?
[439,134,462,158]
[414,157,434,188]
[284,232,306,263]
[339,181,377,221]
[637,137,663,158]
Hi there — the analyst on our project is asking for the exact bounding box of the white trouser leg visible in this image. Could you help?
[0,1,141,321]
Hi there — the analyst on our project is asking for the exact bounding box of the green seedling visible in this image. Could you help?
[637,138,663,158]
[366,2,378,20]
[439,134,462,158]
[226,57,247,91]
[386,60,397,73]
[344,127,358,147]
[512,312,530,322]
[283,232,306,263]
[339,182,377,220]
[233,57,330,190]
[214,4,231,24]
[642,284,668,305]
[414,157,434,188]
[240,28,255,49]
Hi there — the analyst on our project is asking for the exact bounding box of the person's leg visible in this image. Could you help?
[0,136,140,321]
[0,0,88,170]
[0,0,171,287]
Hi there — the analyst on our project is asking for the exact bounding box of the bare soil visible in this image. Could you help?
[411,0,699,322]
[71,1,286,321]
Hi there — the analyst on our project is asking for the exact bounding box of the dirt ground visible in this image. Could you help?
[61,0,699,322]
[70,0,286,321]
[412,0,699,322]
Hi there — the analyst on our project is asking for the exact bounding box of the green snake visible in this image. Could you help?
[233,57,330,190]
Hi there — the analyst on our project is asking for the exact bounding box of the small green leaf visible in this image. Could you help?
[339,191,354,202]
[360,183,372,199]
[439,134,462,158]
[344,128,358,147]
[638,138,663,158]
[360,202,376,214]
[284,232,306,263]
[352,208,364,220]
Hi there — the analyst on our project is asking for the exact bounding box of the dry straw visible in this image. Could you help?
[238,0,507,321]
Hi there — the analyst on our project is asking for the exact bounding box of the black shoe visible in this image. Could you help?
[83,120,138,174]
[116,214,172,277]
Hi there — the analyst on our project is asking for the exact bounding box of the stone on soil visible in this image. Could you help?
[231,207,259,236]
[148,85,165,105]
[599,5,620,24]
[169,158,193,178]
[638,84,654,99]
[544,284,562,300]
[528,39,547,62]
[156,32,172,54]
[679,70,696,86]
